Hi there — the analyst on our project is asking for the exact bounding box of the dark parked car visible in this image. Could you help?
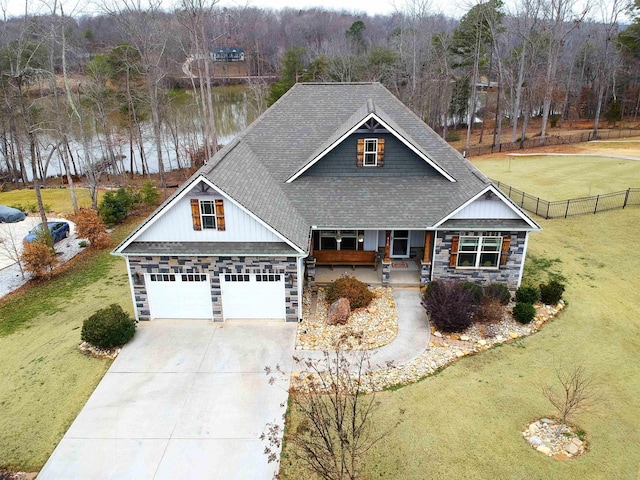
[24,221,70,244]
[0,205,26,223]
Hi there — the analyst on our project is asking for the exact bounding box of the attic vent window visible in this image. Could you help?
[357,138,385,167]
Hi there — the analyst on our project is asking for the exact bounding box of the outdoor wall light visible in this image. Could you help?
[358,233,364,242]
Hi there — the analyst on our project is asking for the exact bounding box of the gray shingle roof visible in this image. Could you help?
[115,82,535,256]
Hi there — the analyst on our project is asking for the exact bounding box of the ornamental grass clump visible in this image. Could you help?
[81,304,136,348]
[423,280,475,333]
[326,276,373,309]
[483,282,512,305]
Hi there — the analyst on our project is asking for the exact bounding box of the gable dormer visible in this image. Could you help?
[286,101,456,182]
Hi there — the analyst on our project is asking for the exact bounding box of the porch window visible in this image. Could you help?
[319,230,358,250]
[456,236,502,269]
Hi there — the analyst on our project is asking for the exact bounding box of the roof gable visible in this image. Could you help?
[286,102,456,183]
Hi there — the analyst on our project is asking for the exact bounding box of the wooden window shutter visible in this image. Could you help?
[215,199,225,231]
[190,199,202,231]
[356,138,364,167]
[500,236,511,266]
[377,138,385,167]
[449,235,459,268]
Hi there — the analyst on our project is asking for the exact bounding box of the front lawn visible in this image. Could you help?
[280,211,640,479]
[0,222,133,471]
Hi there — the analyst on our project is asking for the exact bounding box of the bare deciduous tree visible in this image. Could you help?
[263,346,403,480]
[541,363,600,436]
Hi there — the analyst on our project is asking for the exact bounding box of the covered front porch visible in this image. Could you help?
[305,229,434,286]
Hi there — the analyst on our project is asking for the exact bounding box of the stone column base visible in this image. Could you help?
[382,261,391,284]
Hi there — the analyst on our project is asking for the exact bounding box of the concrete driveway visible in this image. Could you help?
[39,320,297,480]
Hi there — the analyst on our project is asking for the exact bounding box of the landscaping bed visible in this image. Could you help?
[297,286,398,351]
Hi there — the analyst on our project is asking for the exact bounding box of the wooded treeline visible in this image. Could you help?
[2,0,640,208]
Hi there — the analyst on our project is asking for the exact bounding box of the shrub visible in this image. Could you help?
[461,282,483,304]
[21,241,58,278]
[81,304,136,348]
[515,285,540,304]
[474,297,506,324]
[139,180,160,206]
[513,302,536,324]
[483,283,511,305]
[74,208,111,249]
[98,187,136,226]
[423,280,475,333]
[326,276,373,309]
[539,280,565,305]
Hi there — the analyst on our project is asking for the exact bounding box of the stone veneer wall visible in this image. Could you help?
[127,256,299,322]
[431,231,527,290]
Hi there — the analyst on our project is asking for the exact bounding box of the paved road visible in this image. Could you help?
[39,320,297,480]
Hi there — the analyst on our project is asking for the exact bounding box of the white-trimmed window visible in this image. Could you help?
[356,138,385,167]
[456,236,502,269]
[363,139,378,166]
[190,198,226,231]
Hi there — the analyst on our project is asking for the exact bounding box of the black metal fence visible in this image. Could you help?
[491,180,640,219]
[462,128,640,157]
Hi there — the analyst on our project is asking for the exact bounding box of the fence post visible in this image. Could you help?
[521,191,525,207]
[594,195,599,214]
[536,197,540,215]
[565,200,570,218]
[546,201,550,219]
[624,188,630,209]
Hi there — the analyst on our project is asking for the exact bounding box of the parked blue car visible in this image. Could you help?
[24,221,70,244]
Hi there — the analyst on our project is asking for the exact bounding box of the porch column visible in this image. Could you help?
[420,231,433,285]
[382,230,391,284]
[305,232,316,284]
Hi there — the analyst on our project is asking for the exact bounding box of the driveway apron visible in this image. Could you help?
[39,320,297,480]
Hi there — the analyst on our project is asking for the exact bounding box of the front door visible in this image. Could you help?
[390,230,410,258]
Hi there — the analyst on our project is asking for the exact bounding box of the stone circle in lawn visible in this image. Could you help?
[523,418,587,459]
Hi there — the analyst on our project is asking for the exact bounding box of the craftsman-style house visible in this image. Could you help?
[113,82,539,322]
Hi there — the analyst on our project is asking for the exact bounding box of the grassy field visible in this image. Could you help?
[0,221,134,471]
[280,204,640,477]
[473,155,640,200]
[0,188,101,215]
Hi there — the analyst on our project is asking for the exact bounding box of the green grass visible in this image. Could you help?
[0,188,101,215]
[0,221,135,471]
[281,211,640,479]
[474,155,640,200]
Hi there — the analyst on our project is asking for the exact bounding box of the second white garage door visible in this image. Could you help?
[220,273,285,320]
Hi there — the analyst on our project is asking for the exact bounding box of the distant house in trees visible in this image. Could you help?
[211,47,245,62]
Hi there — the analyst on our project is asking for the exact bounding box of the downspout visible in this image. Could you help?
[297,256,304,321]
[517,232,530,288]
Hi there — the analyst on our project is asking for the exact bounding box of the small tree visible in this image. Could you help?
[0,224,26,278]
[263,346,402,480]
[542,363,600,436]
[74,208,111,249]
[21,241,58,279]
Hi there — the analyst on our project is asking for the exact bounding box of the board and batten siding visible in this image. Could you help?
[136,193,282,243]
[452,196,521,219]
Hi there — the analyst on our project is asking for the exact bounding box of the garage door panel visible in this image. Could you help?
[220,274,285,320]
[147,273,212,320]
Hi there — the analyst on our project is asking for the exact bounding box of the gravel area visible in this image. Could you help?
[297,286,398,350]
[0,219,86,299]
[522,418,586,459]
[292,298,565,393]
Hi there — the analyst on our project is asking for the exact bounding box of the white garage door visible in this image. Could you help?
[147,273,212,320]
[220,273,285,320]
